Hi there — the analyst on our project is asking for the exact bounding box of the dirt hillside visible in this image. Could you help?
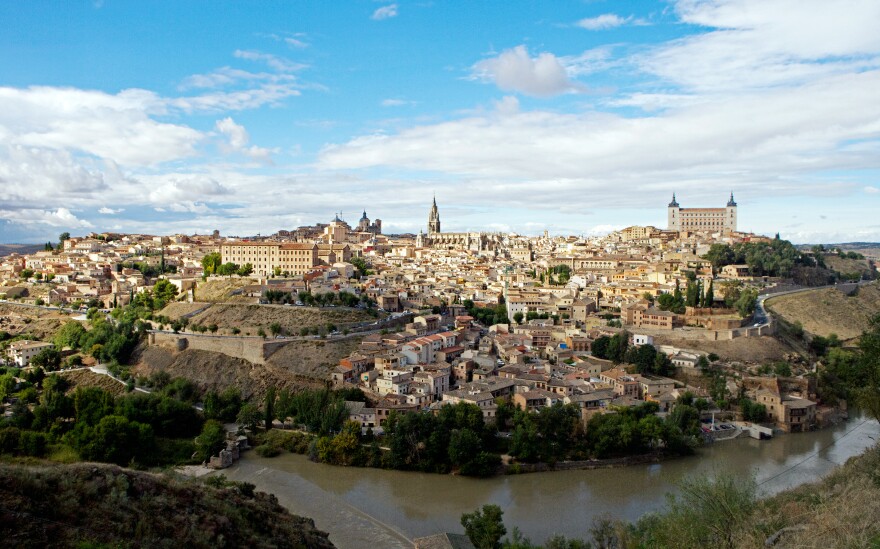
[132,344,333,401]
[157,302,212,319]
[193,277,255,301]
[187,303,374,335]
[266,337,362,378]
[651,334,793,364]
[0,303,70,340]
[822,254,876,279]
[59,369,129,396]
[766,281,880,341]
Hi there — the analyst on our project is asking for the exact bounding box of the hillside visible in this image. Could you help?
[266,337,362,377]
[822,254,877,280]
[734,443,880,548]
[59,368,129,396]
[186,303,375,336]
[0,462,335,548]
[766,281,880,341]
[0,302,70,340]
[132,345,332,400]
[0,244,42,258]
[651,334,792,364]
[193,277,256,302]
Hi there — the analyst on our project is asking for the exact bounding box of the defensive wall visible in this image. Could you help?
[147,332,288,365]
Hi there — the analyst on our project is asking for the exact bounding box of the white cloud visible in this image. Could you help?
[180,67,297,90]
[493,95,520,115]
[284,37,308,48]
[98,207,124,214]
[0,86,202,166]
[381,98,416,107]
[169,85,302,113]
[0,207,93,228]
[576,14,628,30]
[319,69,880,205]
[635,0,880,94]
[472,45,585,97]
[215,117,275,162]
[233,50,306,73]
[865,186,880,194]
[371,4,398,20]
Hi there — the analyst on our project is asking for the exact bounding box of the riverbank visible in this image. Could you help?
[501,451,669,474]
[216,413,879,549]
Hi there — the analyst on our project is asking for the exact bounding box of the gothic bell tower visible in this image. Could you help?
[428,196,441,234]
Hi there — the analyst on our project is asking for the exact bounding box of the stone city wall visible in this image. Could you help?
[148,332,288,364]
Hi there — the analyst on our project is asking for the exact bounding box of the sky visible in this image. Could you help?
[1,0,879,244]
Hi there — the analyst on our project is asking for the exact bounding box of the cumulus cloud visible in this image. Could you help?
[636,0,880,94]
[319,68,880,204]
[0,87,202,167]
[472,45,585,97]
[215,117,275,162]
[0,207,93,228]
[576,14,628,30]
[371,4,398,20]
[98,207,124,214]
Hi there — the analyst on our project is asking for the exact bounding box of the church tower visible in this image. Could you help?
[428,196,441,234]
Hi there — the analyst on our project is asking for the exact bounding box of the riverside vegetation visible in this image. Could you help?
[250,389,701,476]
[455,442,880,549]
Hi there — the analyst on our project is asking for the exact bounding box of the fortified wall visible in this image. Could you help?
[147,332,288,364]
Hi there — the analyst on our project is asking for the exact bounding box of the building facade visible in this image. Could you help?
[219,241,320,277]
[667,193,737,234]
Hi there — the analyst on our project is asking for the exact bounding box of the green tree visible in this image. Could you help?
[236,402,262,432]
[269,322,282,337]
[70,415,155,466]
[461,504,507,549]
[195,420,227,462]
[264,386,276,430]
[30,347,62,371]
[734,288,758,318]
[448,428,481,469]
[513,312,524,325]
[201,252,222,276]
[54,321,87,350]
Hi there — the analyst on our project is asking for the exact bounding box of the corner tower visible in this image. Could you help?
[667,193,680,231]
[428,196,441,234]
[725,192,737,234]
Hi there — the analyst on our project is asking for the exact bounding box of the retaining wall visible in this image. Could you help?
[148,332,287,364]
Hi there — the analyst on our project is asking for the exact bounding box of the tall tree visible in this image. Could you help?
[461,504,506,549]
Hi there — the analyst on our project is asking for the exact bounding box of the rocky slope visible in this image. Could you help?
[0,462,336,548]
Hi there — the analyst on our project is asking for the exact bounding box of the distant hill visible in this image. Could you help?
[797,242,880,260]
[0,462,336,548]
[0,243,43,257]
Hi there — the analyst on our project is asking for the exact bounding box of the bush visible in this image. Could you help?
[254,444,282,458]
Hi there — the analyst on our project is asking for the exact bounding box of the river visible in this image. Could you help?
[219,414,880,548]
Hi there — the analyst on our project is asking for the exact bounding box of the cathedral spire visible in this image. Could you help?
[428,196,441,234]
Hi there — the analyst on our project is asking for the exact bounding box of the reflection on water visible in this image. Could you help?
[221,414,879,549]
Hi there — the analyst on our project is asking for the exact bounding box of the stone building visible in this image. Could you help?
[417,197,505,252]
[667,193,737,234]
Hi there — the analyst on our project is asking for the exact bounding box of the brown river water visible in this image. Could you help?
[220,414,880,548]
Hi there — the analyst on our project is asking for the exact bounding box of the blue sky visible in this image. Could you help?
[1,0,879,244]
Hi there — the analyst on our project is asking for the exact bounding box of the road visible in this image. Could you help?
[755,280,872,328]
